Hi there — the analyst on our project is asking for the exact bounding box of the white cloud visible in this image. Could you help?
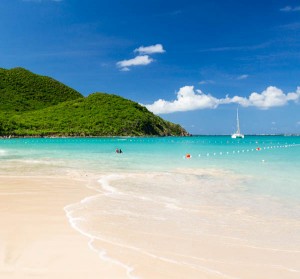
[237,74,249,80]
[117,43,164,71]
[246,87,285,108]
[199,42,270,52]
[222,86,300,109]
[144,86,300,114]
[116,55,153,71]
[280,6,300,12]
[135,44,165,54]
[280,6,292,12]
[145,86,219,114]
[119,67,130,72]
[198,80,214,85]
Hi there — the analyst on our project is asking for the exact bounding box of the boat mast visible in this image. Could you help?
[236,108,240,134]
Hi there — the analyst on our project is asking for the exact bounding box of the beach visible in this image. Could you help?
[0,175,130,279]
[0,137,300,278]
[1,172,299,279]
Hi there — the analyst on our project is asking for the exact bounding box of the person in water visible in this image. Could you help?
[116,148,123,153]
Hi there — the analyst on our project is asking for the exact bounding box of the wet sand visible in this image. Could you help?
[0,173,300,279]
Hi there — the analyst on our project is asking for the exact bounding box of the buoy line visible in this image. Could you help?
[184,143,300,159]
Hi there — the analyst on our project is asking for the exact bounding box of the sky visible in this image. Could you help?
[0,0,300,135]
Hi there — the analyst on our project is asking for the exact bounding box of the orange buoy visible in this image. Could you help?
[256,147,261,151]
[185,154,191,159]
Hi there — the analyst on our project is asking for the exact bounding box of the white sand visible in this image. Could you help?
[0,176,127,279]
[1,174,299,279]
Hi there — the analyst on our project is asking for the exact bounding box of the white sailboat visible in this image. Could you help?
[231,108,244,139]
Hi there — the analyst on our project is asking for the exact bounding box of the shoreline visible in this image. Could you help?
[1,134,299,140]
[63,172,300,279]
[0,174,128,279]
[0,160,299,278]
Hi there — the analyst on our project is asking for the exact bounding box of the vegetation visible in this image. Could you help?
[0,67,83,113]
[0,67,188,137]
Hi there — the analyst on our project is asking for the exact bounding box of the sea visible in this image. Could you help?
[1,136,300,278]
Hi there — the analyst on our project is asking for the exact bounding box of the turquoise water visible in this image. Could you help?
[1,136,299,200]
[1,136,300,278]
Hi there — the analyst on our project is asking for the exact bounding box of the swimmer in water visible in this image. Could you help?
[116,148,123,154]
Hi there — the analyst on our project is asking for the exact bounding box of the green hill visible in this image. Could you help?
[0,67,188,137]
[0,67,83,113]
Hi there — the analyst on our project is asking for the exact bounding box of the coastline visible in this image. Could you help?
[1,134,299,140]
[0,174,127,279]
[1,172,299,278]
[0,136,299,278]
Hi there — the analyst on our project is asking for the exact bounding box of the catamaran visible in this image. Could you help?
[231,108,244,139]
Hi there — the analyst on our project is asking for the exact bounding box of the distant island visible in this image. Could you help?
[0,67,188,137]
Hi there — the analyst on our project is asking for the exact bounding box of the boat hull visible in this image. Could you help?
[231,133,244,139]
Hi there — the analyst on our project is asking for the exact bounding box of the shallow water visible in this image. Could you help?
[1,136,300,278]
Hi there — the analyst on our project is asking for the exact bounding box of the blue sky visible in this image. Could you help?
[1,0,300,134]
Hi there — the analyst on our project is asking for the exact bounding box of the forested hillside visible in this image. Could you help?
[0,67,83,113]
[0,67,188,137]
